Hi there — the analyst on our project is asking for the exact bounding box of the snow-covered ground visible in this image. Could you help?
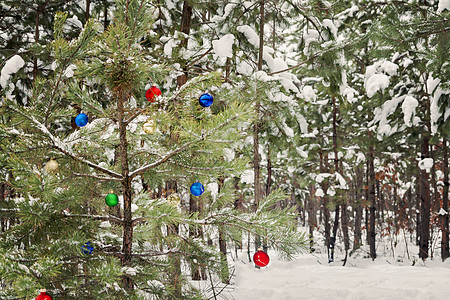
[232,252,450,300]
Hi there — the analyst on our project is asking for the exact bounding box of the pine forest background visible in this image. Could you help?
[0,0,449,299]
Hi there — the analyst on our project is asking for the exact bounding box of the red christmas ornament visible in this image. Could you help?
[36,289,53,300]
[253,249,270,267]
[145,86,161,102]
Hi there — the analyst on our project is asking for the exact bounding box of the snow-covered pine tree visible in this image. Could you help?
[0,0,308,298]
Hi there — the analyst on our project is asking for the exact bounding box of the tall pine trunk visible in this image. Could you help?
[442,138,449,261]
[419,134,431,260]
[368,137,377,260]
[118,94,134,289]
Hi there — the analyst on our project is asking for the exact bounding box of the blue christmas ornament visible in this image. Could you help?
[75,113,89,127]
[81,241,93,254]
[190,181,204,196]
[199,93,213,107]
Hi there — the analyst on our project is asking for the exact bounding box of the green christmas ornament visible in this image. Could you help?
[105,191,119,207]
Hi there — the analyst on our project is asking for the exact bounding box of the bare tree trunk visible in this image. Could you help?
[85,0,91,20]
[330,95,340,263]
[320,150,331,258]
[416,173,421,246]
[308,185,316,252]
[368,138,377,260]
[266,146,272,197]
[33,5,43,81]
[419,134,431,260]
[177,1,193,87]
[342,203,350,265]
[442,138,449,261]
[252,0,265,255]
[353,167,363,250]
[117,94,134,289]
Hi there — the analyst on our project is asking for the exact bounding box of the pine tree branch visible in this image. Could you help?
[62,212,123,225]
[131,250,179,257]
[132,213,168,225]
[72,172,122,182]
[6,106,123,179]
[129,114,242,179]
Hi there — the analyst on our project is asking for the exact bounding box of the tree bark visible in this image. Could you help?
[442,138,449,261]
[177,1,193,87]
[330,95,341,263]
[368,138,377,260]
[353,167,363,250]
[319,150,331,258]
[419,134,431,260]
[118,94,133,289]
[85,0,91,21]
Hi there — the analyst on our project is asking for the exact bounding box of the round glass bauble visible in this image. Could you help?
[81,241,93,254]
[190,182,205,196]
[75,113,88,127]
[253,250,270,267]
[199,93,213,107]
[105,193,119,207]
[146,86,161,102]
[142,119,156,134]
[167,193,181,206]
[35,289,53,300]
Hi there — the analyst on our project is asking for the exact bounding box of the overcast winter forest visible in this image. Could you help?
[0,0,449,299]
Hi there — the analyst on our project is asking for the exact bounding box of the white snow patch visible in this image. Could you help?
[323,19,337,38]
[100,221,112,228]
[437,0,450,12]
[418,158,433,171]
[315,188,324,197]
[365,74,390,98]
[0,55,25,88]
[237,59,254,76]
[237,25,259,47]
[439,208,448,215]
[335,172,348,189]
[297,115,308,134]
[223,148,235,162]
[401,96,419,127]
[207,182,219,199]
[212,34,235,58]
[327,186,336,196]
[302,86,317,102]
[233,253,450,300]
[316,173,333,183]
[63,64,76,78]
[241,170,254,184]
[67,15,83,28]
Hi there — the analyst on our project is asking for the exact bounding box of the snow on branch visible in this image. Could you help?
[8,106,122,179]
[62,212,123,225]
[129,113,242,179]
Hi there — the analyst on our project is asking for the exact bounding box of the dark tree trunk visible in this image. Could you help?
[319,150,331,258]
[308,185,317,253]
[217,178,229,283]
[353,167,363,250]
[419,135,431,260]
[342,203,350,265]
[416,173,421,246]
[266,146,272,197]
[368,139,377,260]
[118,94,133,289]
[442,138,449,261]
[354,205,363,250]
[177,1,193,87]
[329,205,340,263]
[85,0,91,20]
[330,95,340,263]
